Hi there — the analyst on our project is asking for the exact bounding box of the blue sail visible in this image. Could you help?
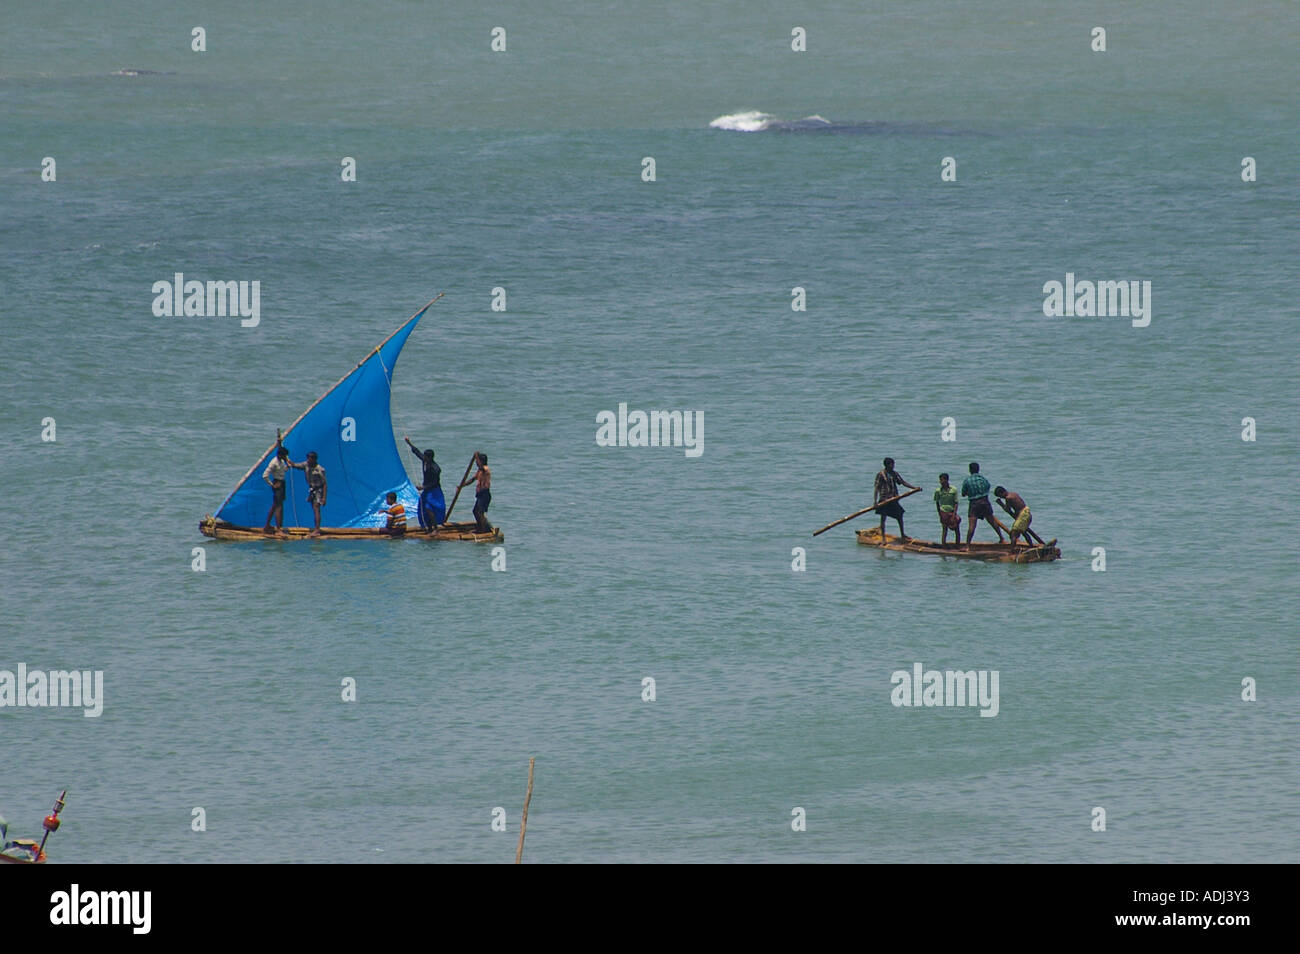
[213,306,429,529]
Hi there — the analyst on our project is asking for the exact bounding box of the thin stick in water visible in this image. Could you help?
[514,757,535,864]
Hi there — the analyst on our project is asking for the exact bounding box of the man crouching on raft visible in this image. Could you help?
[994,486,1032,546]
[385,491,407,536]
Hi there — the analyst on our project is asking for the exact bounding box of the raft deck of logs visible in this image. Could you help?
[856,527,1060,563]
[199,515,503,543]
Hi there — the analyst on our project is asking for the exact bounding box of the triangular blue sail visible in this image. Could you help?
[214,307,428,529]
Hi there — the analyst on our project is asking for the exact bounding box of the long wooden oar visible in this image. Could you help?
[812,487,921,537]
[995,497,1047,546]
[442,454,478,524]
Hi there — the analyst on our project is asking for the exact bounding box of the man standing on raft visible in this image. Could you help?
[961,462,1004,546]
[933,472,962,547]
[289,450,328,536]
[874,457,919,542]
[457,452,492,533]
[404,436,446,528]
[262,432,292,535]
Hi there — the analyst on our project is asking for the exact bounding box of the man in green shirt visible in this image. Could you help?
[934,473,962,546]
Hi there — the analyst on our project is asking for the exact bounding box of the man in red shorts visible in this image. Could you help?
[934,472,962,546]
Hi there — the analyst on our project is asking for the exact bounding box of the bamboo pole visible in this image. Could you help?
[812,487,921,537]
[514,757,535,865]
[444,454,478,524]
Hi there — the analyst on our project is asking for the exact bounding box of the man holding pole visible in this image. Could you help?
[874,458,919,542]
[262,431,291,535]
[404,436,446,528]
[994,486,1032,546]
[456,451,492,533]
[961,462,1005,546]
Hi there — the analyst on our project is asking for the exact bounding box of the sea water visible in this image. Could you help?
[1,0,1296,862]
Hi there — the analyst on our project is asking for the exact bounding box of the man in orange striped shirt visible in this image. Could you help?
[385,491,407,536]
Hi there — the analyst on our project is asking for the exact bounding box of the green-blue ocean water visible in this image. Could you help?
[1,1,1297,862]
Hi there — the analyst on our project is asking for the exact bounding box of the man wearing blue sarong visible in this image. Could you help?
[404,436,446,528]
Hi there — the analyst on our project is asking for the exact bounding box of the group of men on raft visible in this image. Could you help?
[873,458,1034,547]
[258,431,493,536]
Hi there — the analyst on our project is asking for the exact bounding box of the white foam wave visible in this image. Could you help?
[708,111,836,132]
[708,111,775,132]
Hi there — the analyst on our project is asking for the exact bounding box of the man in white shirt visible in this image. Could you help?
[262,439,292,534]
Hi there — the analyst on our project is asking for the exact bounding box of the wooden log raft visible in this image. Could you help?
[199,515,503,543]
[856,527,1060,563]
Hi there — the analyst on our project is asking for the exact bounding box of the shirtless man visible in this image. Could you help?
[458,451,492,533]
[994,486,1032,546]
[290,451,327,535]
